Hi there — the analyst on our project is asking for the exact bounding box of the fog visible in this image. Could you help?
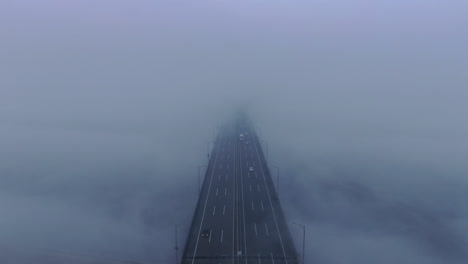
[1,0,467,263]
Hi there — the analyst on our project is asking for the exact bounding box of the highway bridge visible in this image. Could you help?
[181,118,298,264]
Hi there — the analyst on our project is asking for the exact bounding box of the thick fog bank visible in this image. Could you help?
[1,0,467,263]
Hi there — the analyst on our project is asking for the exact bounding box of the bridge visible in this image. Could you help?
[181,117,298,264]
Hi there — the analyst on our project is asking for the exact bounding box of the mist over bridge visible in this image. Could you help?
[181,116,298,264]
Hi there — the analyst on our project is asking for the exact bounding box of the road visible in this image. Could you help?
[181,118,298,264]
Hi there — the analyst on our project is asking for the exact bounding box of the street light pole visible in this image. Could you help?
[197,166,201,194]
[207,141,211,159]
[293,223,306,264]
[272,165,279,194]
[197,165,207,194]
[174,224,179,264]
[260,140,268,163]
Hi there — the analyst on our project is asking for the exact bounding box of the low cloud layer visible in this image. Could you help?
[1,0,467,263]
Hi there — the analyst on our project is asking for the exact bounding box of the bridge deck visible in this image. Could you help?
[181,119,298,264]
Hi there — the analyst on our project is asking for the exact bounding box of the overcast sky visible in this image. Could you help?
[1,0,467,263]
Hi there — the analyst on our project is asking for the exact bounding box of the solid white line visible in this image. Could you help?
[271,252,275,264]
[191,135,222,263]
[221,229,224,243]
[252,201,255,211]
[257,185,260,192]
[223,205,226,216]
[213,206,216,216]
[254,138,289,264]
[240,133,248,263]
[209,229,212,243]
[265,223,269,237]
[225,187,227,196]
[254,222,258,236]
[232,135,236,264]
[216,188,219,196]
[261,201,264,212]
[258,252,261,264]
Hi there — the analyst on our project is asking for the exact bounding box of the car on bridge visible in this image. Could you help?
[201,229,210,238]
[249,167,254,172]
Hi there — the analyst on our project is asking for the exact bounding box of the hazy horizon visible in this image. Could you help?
[1,0,467,263]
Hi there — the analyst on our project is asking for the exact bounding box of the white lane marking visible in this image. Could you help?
[216,188,219,196]
[258,252,261,264]
[240,134,248,262]
[261,201,264,212]
[251,201,255,211]
[223,204,226,216]
[257,185,260,192]
[192,135,222,263]
[265,223,269,237]
[225,187,227,196]
[255,172,258,179]
[221,229,224,243]
[271,252,275,264]
[232,139,236,263]
[255,139,289,264]
[254,222,258,237]
[213,206,216,216]
[209,229,212,243]
[250,185,252,192]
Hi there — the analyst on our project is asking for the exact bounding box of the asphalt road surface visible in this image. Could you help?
[181,119,298,264]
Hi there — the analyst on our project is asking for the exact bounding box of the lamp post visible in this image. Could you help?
[174,224,179,264]
[259,140,268,163]
[197,165,207,194]
[207,141,211,160]
[292,223,306,264]
[272,165,279,194]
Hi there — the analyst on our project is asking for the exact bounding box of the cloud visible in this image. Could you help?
[1,0,467,263]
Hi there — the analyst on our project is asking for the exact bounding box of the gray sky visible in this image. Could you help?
[1,0,467,263]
